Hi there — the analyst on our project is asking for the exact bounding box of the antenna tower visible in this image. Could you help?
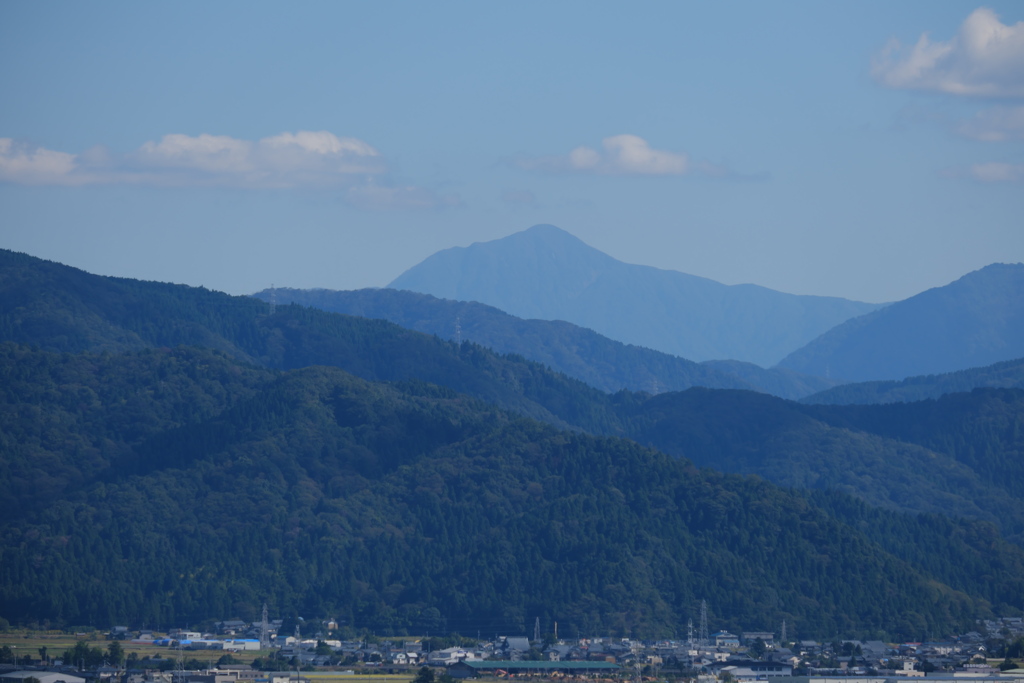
[698,600,709,649]
[261,603,270,649]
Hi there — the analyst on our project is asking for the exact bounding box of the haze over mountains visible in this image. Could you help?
[779,263,1024,382]
[255,287,839,401]
[389,224,883,367]
[389,225,1024,388]
[803,356,1024,406]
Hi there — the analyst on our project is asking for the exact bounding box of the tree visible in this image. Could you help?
[749,638,767,660]
[63,641,105,670]
[107,641,124,666]
[413,667,435,683]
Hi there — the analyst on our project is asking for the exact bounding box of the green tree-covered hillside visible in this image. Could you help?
[2,345,1022,639]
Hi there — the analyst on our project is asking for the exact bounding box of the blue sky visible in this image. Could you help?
[1,1,1022,303]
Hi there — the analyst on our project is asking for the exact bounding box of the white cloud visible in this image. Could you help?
[520,134,690,176]
[0,131,453,208]
[131,131,386,187]
[958,105,1024,141]
[872,8,1024,97]
[969,161,1024,182]
[0,131,387,189]
[0,138,86,185]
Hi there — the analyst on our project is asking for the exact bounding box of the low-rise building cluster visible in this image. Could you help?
[3,617,1023,683]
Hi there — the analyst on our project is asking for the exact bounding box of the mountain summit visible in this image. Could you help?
[389,224,881,366]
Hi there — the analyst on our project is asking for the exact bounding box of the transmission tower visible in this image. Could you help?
[455,316,462,345]
[534,617,541,644]
[260,603,270,649]
[687,619,694,647]
[174,638,185,683]
[781,619,787,645]
[698,600,709,649]
[269,285,277,315]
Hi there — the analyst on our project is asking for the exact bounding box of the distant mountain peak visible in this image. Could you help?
[388,225,881,366]
[522,223,571,236]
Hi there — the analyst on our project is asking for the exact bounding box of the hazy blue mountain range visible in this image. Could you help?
[779,263,1024,382]
[253,287,840,400]
[803,356,1024,405]
[388,224,883,367]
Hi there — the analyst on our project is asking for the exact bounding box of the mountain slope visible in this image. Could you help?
[254,287,839,400]
[5,249,1024,549]
[0,248,624,433]
[778,263,1024,382]
[2,345,1022,638]
[617,387,1024,545]
[803,356,1024,405]
[389,225,881,366]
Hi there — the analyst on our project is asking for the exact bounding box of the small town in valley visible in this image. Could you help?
[2,615,1023,683]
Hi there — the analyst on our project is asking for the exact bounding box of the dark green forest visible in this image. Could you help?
[617,387,1024,544]
[2,345,1023,640]
[2,249,1024,639]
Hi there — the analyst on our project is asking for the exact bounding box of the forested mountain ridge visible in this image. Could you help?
[4,248,1024,638]
[2,343,1023,639]
[0,248,623,432]
[778,263,1024,382]
[803,356,1024,405]
[251,286,839,400]
[3,248,1024,543]
[388,225,882,366]
[618,387,1024,544]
